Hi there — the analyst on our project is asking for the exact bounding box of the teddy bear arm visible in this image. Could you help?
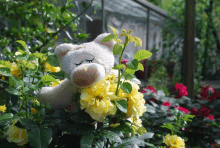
[38,78,78,110]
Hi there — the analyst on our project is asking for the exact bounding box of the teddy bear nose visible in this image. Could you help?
[72,66,98,87]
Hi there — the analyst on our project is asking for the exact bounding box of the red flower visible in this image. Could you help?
[121,59,129,64]
[141,89,148,93]
[146,98,156,104]
[167,109,173,117]
[182,127,185,131]
[67,105,72,111]
[190,108,199,116]
[205,124,209,126]
[201,86,215,100]
[211,143,216,145]
[198,106,210,116]
[146,86,156,93]
[173,83,188,98]
[177,106,189,114]
[205,115,214,120]
[162,101,172,107]
[207,91,220,102]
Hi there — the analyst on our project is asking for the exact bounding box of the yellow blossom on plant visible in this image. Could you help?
[10,62,22,79]
[5,119,28,146]
[129,116,146,135]
[31,108,37,114]
[163,134,185,148]
[0,105,6,114]
[15,51,22,56]
[80,78,120,122]
[110,123,120,128]
[44,62,60,72]
[126,81,146,118]
[50,79,63,87]
[1,75,5,81]
[33,99,39,105]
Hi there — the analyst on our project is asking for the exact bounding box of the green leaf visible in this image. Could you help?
[33,52,45,59]
[17,118,38,130]
[0,67,12,76]
[160,123,174,131]
[5,87,22,96]
[82,2,87,8]
[41,119,62,127]
[112,64,126,70]
[100,130,122,143]
[26,62,35,69]
[108,25,119,35]
[28,127,52,148]
[125,68,135,74]
[120,82,132,94]
[102,34,115,42]
[9,76,24,89]
[42,75,59,84]
[134,50,152,61]
[114,99,127,113]
[0,60,11,68]
[15,55,27,61]
[138,62,144,71]
[45,55,60,67]
[113,43,123,55]
[0,113,13,121]
[126,59,139,70]
[16,40,27,50]
[139,132,154,140]
[80,133,94,148]
[122,73,135,80]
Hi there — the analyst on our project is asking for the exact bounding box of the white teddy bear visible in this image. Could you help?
[38,33,140,112]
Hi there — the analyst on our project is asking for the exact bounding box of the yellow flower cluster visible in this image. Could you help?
[5,119,28,146]
[10,62,22,79]
[0,104,6,114]
[79,74,147,122]
[163,134,185,148]
[44,62,60,73]
[80,78,118,122]
[31,108,37,114]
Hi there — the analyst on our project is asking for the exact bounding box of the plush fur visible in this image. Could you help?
[38,33,141,111]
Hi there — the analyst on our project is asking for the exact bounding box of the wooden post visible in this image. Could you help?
[183,0,195,99]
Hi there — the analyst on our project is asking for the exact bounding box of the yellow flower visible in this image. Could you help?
[0,105,6,114]
[129,116,146,135]
[10,62,22,79]
[1,75,5,81]
[50,79,63,87]
[105,74,116,82]
[126,81,146,118]
[80,78,119,122]
[109,83,128,98]
[163,134,185,148]
[31,108,37,114]
[5,119,28,146]
[15,51,22,56]
[110,123,120,128]
[33,99,39,105]
[44,62,60,73]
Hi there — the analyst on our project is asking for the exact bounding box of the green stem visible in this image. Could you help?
[115,42,127,96]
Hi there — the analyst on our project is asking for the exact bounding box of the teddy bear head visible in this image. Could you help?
[54,33,116,88]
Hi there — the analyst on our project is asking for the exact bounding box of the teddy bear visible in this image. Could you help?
[38,33,141,112]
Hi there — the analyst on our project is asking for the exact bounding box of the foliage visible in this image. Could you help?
[0,26,156,148]
[0,0,90,58]
[141,85,220,147]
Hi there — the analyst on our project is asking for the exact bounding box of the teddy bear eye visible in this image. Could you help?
[86,58,94,63]
[74,61,83,67]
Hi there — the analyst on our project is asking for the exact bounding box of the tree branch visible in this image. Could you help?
[37,0,94,52]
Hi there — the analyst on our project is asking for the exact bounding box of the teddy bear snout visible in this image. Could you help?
[70,63,105,88]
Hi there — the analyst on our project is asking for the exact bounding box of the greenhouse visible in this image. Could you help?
[0,0,220,147]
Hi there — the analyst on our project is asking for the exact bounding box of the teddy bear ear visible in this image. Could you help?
[93,33,116,49]
[54,43,76,61]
